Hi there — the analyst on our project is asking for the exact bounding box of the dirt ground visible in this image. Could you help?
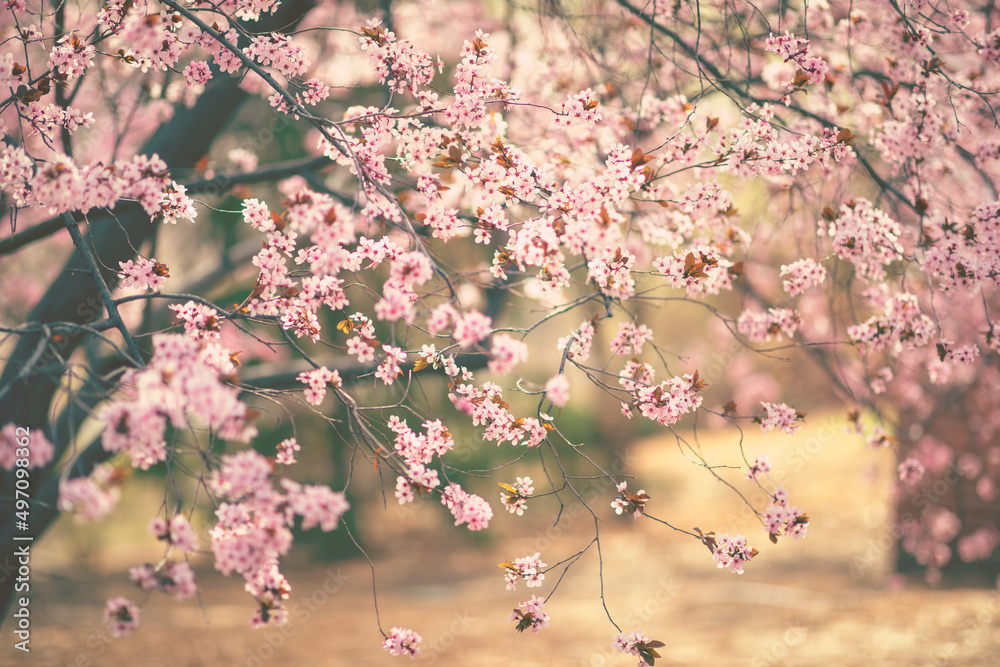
[5,415,1000,666]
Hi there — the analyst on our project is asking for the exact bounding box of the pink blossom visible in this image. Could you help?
[745,455,772,481]
[0,423,54,470]
[170,301,223,341]
[375,345,407,385]
[48,34,95,80]
[276,438,301,466]
[488,333,528,375]
[183,61,212,86]
[104,597,141,637]
[866,426,895,449]
[119,257,168,292]
[737,308,801,343]
[633,375,704,426]
[395,476,415,504]
[500,476,534,516]
[283,480,350,531]
[610,321,654,356]
[712,533,757,574]
[826,199,902,282]
[780,258,827,296]
[613,631,661,667]
[545,374,570,408]
[209,450,273,501]
[452,310,492,347]
[611,480,649,519]
[501,552,546,590]
[297,366,342,405]
[898,458,926,484]
[509,595,549,633]
[57,463,122,522]
[957,526,1000,562]
[382,626,422,658]
[758,402,803,435]
[557,321,595,362]
[440,483,493,531]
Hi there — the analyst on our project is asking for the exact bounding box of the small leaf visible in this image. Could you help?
[835,128,856,145]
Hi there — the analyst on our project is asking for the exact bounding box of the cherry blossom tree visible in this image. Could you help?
[2,0,1000,661]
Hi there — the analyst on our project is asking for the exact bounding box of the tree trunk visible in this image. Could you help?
[0,0,316,622]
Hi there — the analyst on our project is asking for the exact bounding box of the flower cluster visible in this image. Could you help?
[297,366,342,406]
[100,334,256,470]
[148,514,198,553]
[500,552,546,590]
[129,560,197,601]
[611,481,650,519]
[745,455,772,481]
[553,88,602,128]
[544,374,571,408]
[764,31,830,86]
[762,487,809,541]
[825,199,903,282]
[737,308,801,343]
[381,626,422,658]
[757,402,804,435]
[440,482,494,531]
[246,33,310,78]
[632,374,704,426]
[609,321,654,356]
[360,18,439,94]
[119,257,169,292]
[652,247,734,297]
[57,463,123,522]
[104,597,140,637]
[613,631,665,667]
[451,382,547,447]
[780,258,827,296]
[557,321,596,363]
[509,596,549,633]
[0,423,54,470]
[898,458,926,484]
[488,333,529,375]
[208,448,349,626]
[499,477,534,515]
[275,438,301,466]
[169,302,223,341]
[847,293,935,356]
[711,534,758,574]
[47,34,96,80]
